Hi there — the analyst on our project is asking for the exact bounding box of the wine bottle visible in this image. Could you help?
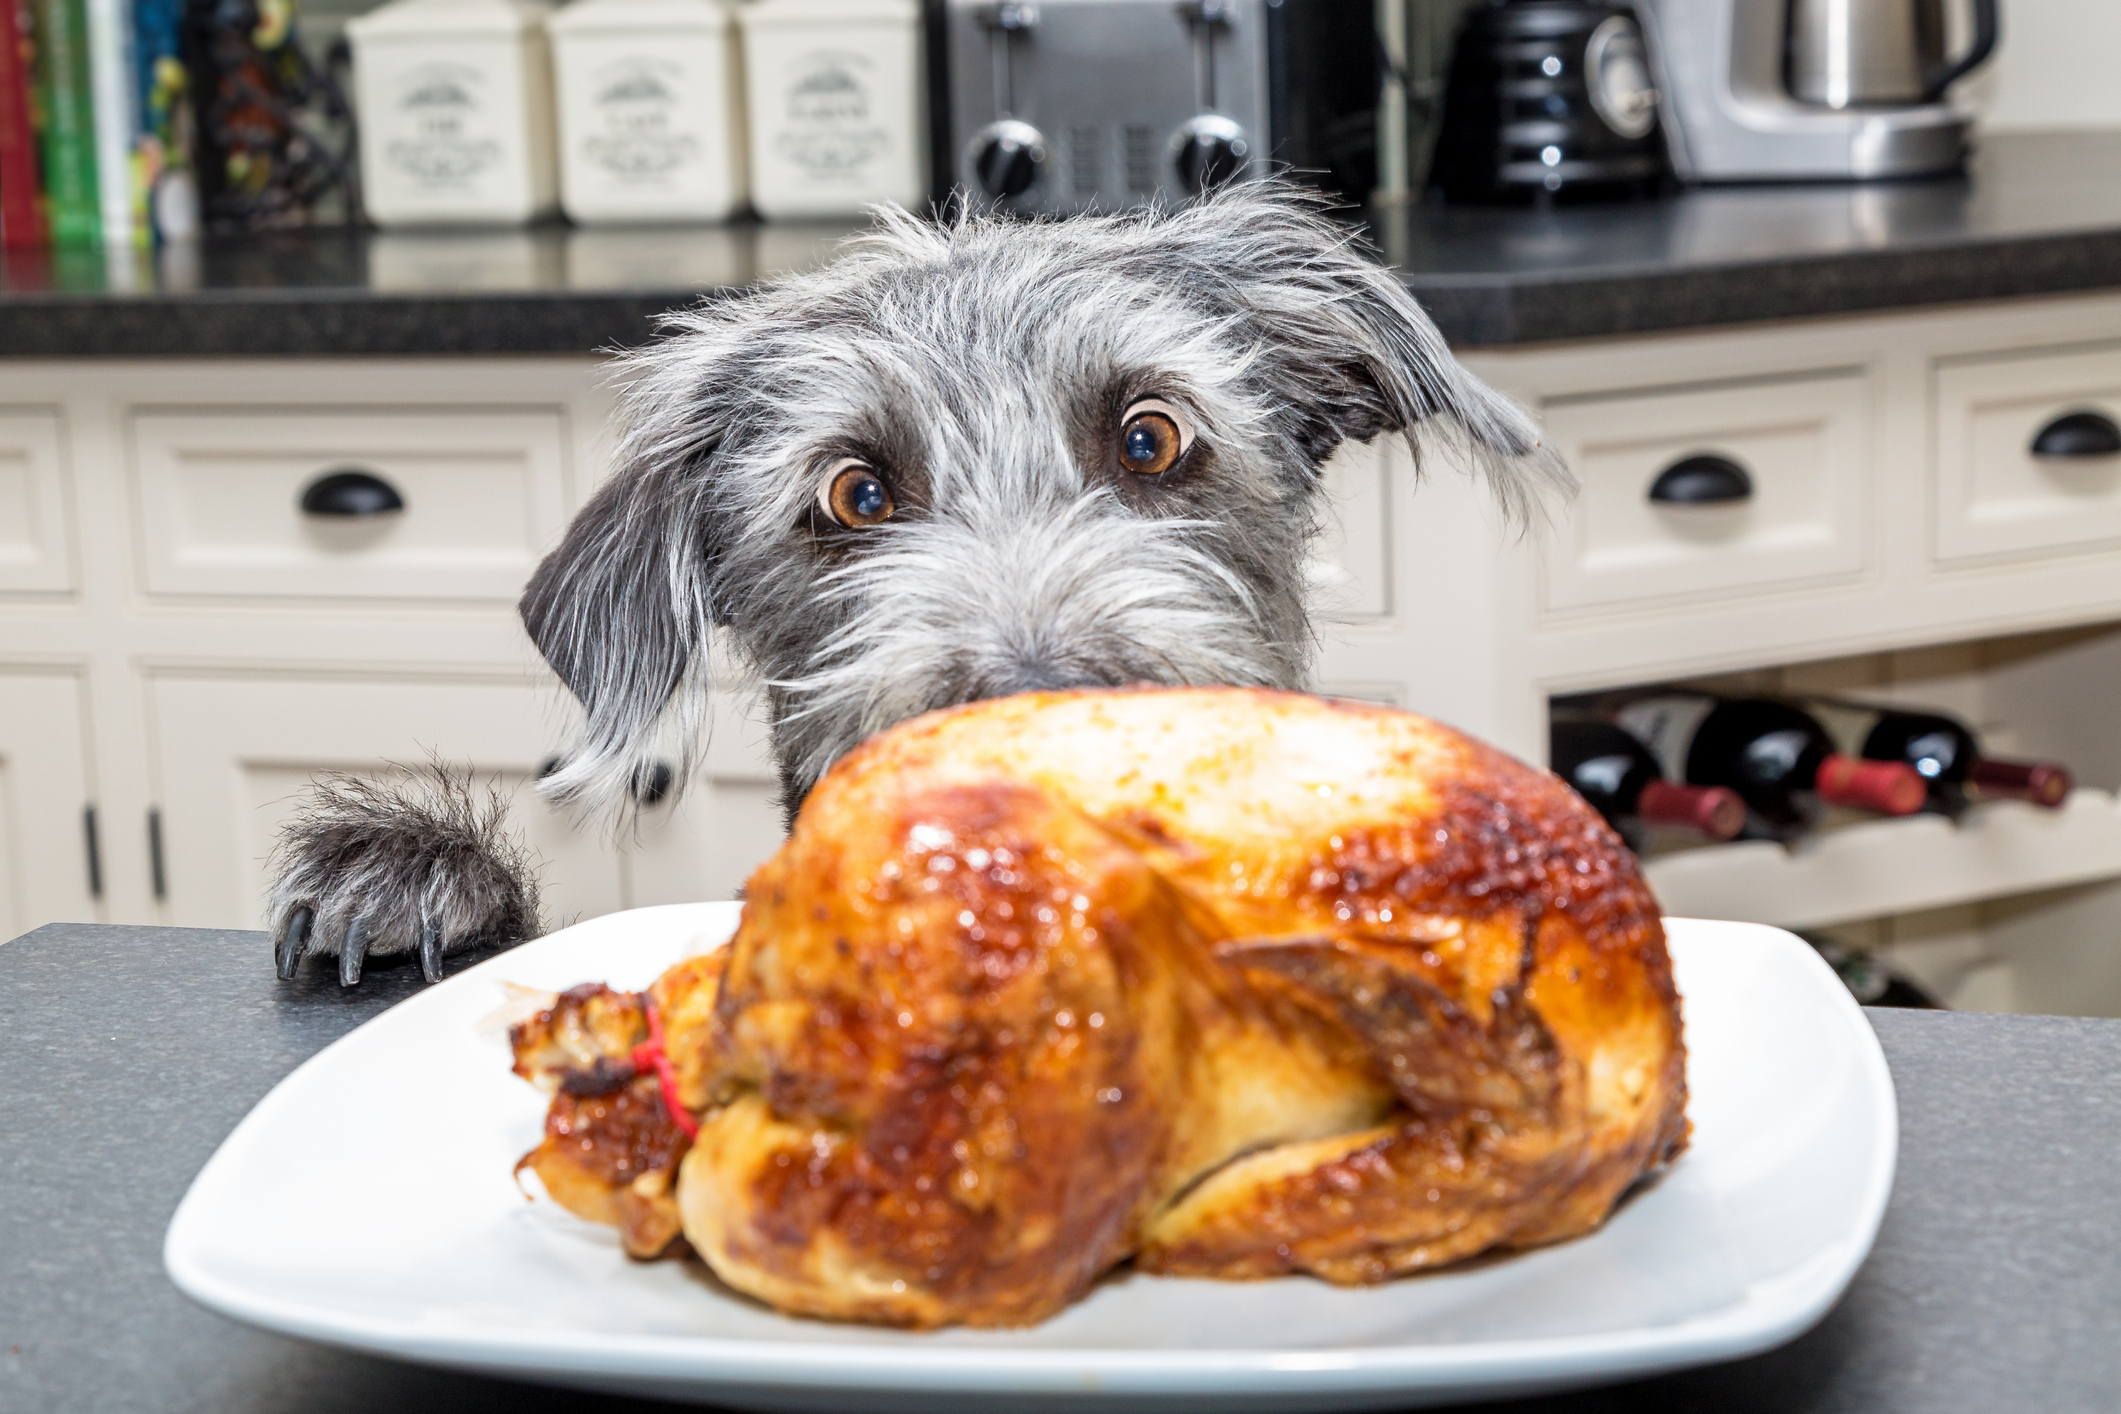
[1807,701,2072,815]
[1550,719,1746,845]
[1612,695,1926,838]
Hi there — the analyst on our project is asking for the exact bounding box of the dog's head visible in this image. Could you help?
[523,184,1571,817]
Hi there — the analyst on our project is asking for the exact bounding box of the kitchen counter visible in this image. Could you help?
[2,919,2117,1413]
[2,131,2118,356]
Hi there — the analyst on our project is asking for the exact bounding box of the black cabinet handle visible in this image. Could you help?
[632,762,675,808]
[2029,409,2121,459]
[1648,454,1753,505]
[539,755,674,808]
[300,468,405,517]
[82,805,102,900]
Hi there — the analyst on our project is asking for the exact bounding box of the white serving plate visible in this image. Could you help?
[166,906,1897,1411]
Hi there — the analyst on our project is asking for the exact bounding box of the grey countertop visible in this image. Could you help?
[3,131,2120,356]
[2,919,2117,1413]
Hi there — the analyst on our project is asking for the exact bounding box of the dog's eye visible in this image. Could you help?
[819,460,895,527]
[1118,399,1193,476]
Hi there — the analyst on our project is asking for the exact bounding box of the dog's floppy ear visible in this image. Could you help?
[1167,183,1574,523]
[520,352,727,818]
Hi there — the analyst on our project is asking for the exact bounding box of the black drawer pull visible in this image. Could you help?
[632,762,675,808]
[2030,409,2121,459]
[540,755,674,807]
[1648,454,1753,505]
[300,468,405,517]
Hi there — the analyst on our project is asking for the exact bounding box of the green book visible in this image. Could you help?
[32,0,96,246]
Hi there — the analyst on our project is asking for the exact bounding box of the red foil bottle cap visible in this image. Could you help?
[1969,757,2073,808]
[1815,754,1926,816]
[1637,780,1747,840]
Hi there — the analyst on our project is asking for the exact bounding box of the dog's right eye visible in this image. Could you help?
[1117,399,1194,476]
[819,460,895,527]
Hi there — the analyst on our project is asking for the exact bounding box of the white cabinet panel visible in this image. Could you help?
[0,672,98,939]
[144,671,787,941]
[1539,372,1871,615]
[1934,343,2121,564]
[1311,435,1392,622]
[149,673,618,936]
[129,407,570,603]
[628,688,787,907]
[0,408,73,594]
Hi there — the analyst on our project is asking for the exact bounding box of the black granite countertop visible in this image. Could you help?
[2,131,2119,356]
[3,919,2118,1414]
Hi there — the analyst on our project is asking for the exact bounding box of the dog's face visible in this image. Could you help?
[523,185,1568,818]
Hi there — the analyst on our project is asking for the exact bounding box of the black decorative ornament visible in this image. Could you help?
[180,0,358,232]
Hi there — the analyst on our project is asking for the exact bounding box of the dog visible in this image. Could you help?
[268,182,1571,986]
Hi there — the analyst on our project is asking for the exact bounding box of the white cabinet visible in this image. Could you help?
[146,672,627,931]
[143,671,786,933]
[0,671,99,937]
[0,357,780,943]
[10,297,2121,1016]
[0,408,73,594]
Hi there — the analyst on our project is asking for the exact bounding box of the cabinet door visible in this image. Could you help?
[0,672,98,939]
[145,672,789,937]
[625,687,788,908]
[149,673,622,935]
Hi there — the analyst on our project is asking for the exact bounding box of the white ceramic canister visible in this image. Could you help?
[348,0,561,226]
[548,0,747,224]
[733,0,927,220]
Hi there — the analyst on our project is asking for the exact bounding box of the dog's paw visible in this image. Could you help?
[268,763,542,986]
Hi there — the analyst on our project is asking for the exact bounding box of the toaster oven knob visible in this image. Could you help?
[1172,114,1249,194]
[970,120,1047,201]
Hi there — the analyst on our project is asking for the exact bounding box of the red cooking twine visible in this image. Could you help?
[630,997,699,1139]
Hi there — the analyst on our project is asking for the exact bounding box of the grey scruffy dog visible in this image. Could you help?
[269,182,1572,986]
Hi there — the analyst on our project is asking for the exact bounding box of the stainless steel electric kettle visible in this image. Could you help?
[1786,0,2000,109]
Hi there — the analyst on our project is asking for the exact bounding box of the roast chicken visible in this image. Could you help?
[511,687,1689,1328]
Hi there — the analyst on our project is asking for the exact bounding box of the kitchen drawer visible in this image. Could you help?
[129,407,570,603]
[1934,344,2121,565]
[0,408,73,594]
[1538,372,1871,616]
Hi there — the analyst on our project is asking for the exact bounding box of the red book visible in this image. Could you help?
[0,0,45,246]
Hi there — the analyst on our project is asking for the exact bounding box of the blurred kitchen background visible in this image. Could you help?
[8,0,2121,1021]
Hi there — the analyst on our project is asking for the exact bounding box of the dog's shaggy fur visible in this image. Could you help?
[269,183,1571,982]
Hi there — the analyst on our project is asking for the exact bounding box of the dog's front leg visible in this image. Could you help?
[268,764,542,986]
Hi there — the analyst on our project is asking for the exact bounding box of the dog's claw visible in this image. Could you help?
[275,905,313,980]
[341,918,373,988]
[420,918,446,984]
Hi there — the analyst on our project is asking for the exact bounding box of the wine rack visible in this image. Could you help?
[1554,620,2121,1016]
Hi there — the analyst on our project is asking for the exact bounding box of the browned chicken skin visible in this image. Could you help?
[511,688,1688,1328]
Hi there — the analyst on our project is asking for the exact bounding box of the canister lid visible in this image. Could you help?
[731,0,918,30]
[547,0,735,36]
[348,0,555,41]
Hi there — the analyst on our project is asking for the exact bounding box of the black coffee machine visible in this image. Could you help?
[1428,0,1670,204]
